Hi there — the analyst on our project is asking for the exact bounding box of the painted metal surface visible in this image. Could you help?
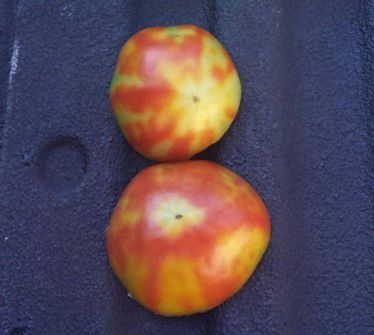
[1,1,373,334]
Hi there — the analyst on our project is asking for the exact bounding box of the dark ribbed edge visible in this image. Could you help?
[357,0,374,191]
[0,0,17,159]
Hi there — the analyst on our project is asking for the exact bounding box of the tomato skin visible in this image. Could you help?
[110,24,241,161]
[106,160,270,316]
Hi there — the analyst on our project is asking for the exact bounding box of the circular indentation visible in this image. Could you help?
[38,137,87,193]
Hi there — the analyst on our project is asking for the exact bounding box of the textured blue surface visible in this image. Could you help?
[1,1,373,334]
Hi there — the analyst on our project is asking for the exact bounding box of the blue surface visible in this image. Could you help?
[1,1,373,334]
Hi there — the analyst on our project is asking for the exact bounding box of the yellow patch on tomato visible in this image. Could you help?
[123,254,148,303]
[215,227,269,281]
[112,73,143,88]
[111,195,141,232]
[219,171,241,204]
[119,39,136,60]
[150,193,205,237]
[153,34,240,152]
[122,208,141,226]
[220,170,263,212]
[157,257,206,316]
[152,25,197,42]
[115,108,152,123]
[149,140,173,159]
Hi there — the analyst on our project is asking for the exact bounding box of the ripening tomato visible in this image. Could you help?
[110,24,241,161]
[106,160,270,316]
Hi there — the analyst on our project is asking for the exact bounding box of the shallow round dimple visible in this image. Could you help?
[38,137,87,193]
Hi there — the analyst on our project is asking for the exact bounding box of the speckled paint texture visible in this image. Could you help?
[0,1,373,335]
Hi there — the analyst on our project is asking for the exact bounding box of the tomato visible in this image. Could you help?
[106,160,270,316]
[110,24,241,161]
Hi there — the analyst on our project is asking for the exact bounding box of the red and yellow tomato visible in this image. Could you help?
[110,24,241,161]
[106,160,270,316]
